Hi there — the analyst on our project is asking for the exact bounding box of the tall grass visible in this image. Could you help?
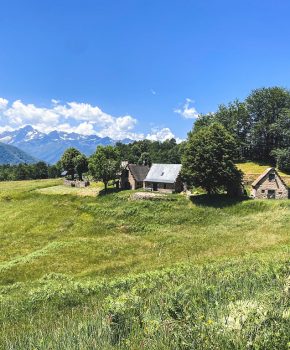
[0,179,289,348]
[1,257,289,349]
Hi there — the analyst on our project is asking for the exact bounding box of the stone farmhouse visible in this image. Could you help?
[251,167,289,199]
[120,163,150,190]
[143,163,183,193]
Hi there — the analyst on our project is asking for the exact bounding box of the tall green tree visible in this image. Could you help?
[74,154,88,180]
[89,146,121,192]
[60,148,81,179]
[214,100,251,159]
[182,123,243,196]
[138,152,151,166]
[33,161,49,179]
[246,87,290,161]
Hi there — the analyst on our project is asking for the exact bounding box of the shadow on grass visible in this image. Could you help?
[190,193,250,208]
[98,187,122,196]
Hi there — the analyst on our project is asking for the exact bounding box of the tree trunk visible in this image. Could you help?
[104,181,108,193]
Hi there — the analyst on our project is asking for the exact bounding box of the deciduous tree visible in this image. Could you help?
[182,123,243,196]
[89,146,121,192]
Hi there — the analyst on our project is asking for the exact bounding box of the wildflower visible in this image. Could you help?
[222,300,266,331]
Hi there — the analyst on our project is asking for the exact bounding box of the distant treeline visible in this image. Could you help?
[115,138,183,165]
[0,162,62,181]
[0,139,182,181]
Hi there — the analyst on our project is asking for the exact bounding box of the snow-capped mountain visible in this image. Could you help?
[0,126,133,164]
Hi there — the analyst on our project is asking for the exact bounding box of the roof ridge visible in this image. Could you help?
[251,167,285,187]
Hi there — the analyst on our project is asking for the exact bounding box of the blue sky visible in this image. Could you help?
[0,0,290,140]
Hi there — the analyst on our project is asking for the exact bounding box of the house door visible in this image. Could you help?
[267,189,275,199]
[153,183,158,191]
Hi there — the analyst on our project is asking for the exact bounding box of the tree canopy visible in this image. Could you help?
[0,162,61,181]
[182,123,243,195]
[74,154,88,181]
[115,138,182,165]
[89,146,121,191]
[61,148,88,180]
[194,87,290,165]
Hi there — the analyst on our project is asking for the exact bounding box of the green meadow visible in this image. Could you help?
[0,178,289,349]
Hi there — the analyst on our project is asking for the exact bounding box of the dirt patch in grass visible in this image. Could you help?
[36,184,102,197]
[131,192,168,200]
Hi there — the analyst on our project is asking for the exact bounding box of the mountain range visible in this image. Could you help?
[0,126,133,164]
[0,142,38,165]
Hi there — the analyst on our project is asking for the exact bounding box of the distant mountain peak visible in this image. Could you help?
[0,125,133,164]
[20,125,34,132]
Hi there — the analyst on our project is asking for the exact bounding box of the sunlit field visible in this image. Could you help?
[0,178,289,349]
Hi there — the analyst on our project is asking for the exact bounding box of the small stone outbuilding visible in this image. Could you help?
[251,167,289,199]
[120,164,150,190]
[143,163,183,193]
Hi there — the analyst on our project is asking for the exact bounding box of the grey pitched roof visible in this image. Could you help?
[128,164,150,182]
[252,167,287,188]
[144,164,182,183]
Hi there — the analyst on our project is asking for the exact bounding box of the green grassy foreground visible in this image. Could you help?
[0,179,289,349]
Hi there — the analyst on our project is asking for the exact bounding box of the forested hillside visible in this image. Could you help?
[194,87,290,169]
[0,142,38,165]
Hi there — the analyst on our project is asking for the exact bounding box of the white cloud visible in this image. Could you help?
[0,98,8,110]
[56,122,97,135]
[54,101,114,125]
[4,100,59,131]
[150,89,156,95]
[0,125,13,133]
[175,98,199,119]
[0,97,184,142]
[97,115,143,140]
[146,127,183,143]
[0,97,145,140]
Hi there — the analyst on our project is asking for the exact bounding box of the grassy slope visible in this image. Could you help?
[0,177,289,349]
[237,161,290,177]
[1,180,289,284]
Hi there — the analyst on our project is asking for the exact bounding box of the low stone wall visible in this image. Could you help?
[63,179,90,187]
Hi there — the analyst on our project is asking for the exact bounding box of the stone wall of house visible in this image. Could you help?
[252,172,288,199]
[128,170,137,190]
[120,168,143,190]
[143,181,178,193]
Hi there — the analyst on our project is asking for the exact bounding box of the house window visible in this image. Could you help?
[163,183,166,189]
[261,189,265,193]
[269,173,275,181]
[161,171,164,176]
